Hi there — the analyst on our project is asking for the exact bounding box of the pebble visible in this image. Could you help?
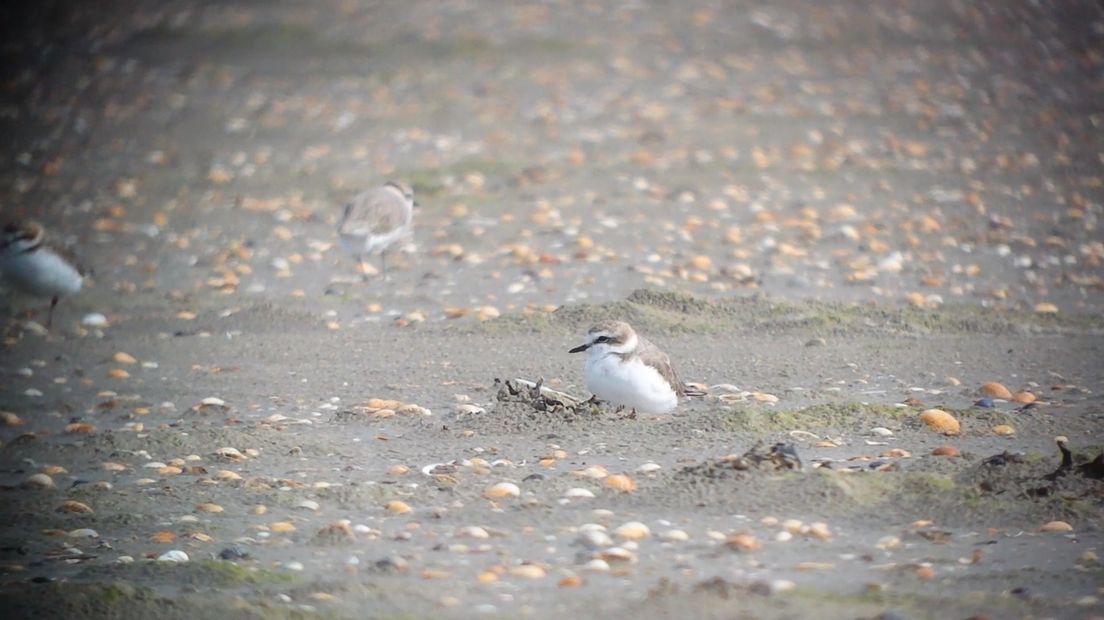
[196,503,224,513]
[613,521,650,541]
[870,427,893,437]
[157,550,189,562]
[112,352,137,365]
[931,446,960,457]
[973,398,995,408]
[297,500,320,512]
[484,482,520,499]
[919,409,960,435]
[992,425,1015,436]
[635,462,662,474]
[219,545,250,560]
[1011,391,1036,404]
[1,412,24,426]
[564,488,596,499]
[980,382,1013,400]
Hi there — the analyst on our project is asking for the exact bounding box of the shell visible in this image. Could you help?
[918,409,960,435]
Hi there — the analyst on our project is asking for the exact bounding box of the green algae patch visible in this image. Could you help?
[466,288,1104,337]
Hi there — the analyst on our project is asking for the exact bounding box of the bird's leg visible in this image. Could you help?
[46,296,58,329]
[379,250,389,281]
[356,254,371,282]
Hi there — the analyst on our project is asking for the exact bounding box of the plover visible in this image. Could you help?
[569,320,699,414]
[337,181,414,277]
[0,221,86,327]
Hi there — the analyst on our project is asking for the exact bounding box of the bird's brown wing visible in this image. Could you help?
[340,188,410,236]
[632,336,685,396]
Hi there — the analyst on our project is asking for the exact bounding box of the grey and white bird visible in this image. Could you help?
[0,221,86,327]
[569,320,700,414]
[337,181,414,277]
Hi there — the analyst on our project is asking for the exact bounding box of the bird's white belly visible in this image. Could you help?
[0,251,82,298]
[340,225,407,256]
[585,354,678,414]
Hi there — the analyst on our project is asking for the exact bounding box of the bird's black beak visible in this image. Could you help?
[569,343,589,353]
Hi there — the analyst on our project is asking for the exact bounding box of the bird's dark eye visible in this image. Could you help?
[594,336,610,343]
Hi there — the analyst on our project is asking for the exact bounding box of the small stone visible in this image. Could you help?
[386,465,410,476]
[1011,391,1036,405]
[931,446,960,457]
[919,409,960,435]
[1039,520,1073,533]
[870,427,893,437]
[195,503,224,513]
[564,488,596,499]
[992,425,1015,436]
[157,550,189,562]
[558,575,584,587]
[980,382,1013,400]
[1034,302,1059,314]
[613,521,651,541]
[577,530,613,549]
[112,352,137,365]
[219,545,250,560]
[484,482,520,499]
[635,462,662,474]
[1,411,24,426]
[297,500,320,512]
